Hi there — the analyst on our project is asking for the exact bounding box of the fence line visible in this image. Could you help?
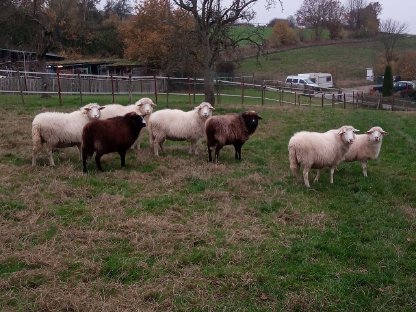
[0,69,415,111]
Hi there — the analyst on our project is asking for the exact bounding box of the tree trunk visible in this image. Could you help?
[203,67,216,106]
[37,56,51,98]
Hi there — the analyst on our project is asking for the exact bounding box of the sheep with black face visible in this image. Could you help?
[205,111,262,163]
[81,112,146,172]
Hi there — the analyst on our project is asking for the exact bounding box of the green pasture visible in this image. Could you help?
[0,94,415,311]
[237,36,416,85]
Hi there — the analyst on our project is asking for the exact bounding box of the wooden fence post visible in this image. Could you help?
[57,69,62,106]
[78,72,83,105]
[16,70,25,106]
[166,76,170,107]
[343,93,346,109]
[110,73,115,103]
[241,76,245,104]
[295,92,297,106]
[332,94,335,108]
[153,76,158,104]
[321,93,324,108]
[128,74,132,104]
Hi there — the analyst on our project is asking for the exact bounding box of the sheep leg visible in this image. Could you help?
[313,170,320,183]
[119,150,126,167]
[215,145,223,163]
[189,140,198,155]
[82,149,88,173]
[95,154,104,171]
[208,146,213,162]
[361,161,368,177]
[46,145,55,166]
[233,143,242,160]
[329,167,335,184]
[32,145,41,166]
[303,167,310,187]
[76,144,82,160]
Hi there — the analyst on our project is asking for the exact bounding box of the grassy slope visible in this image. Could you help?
[237,37,416,87]
[0,96,415,311]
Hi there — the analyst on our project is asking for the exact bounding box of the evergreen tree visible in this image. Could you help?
[382,64,394,97]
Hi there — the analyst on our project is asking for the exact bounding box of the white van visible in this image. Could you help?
[285,75,321,90]
[297,73,333,88]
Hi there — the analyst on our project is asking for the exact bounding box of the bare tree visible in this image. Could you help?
[172,0,282,105]
[379,19,407,64]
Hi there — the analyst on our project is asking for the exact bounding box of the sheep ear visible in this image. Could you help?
[151,102,157,106]
[366,130,373,134]
[382,131,388,135]
[84,107,91,111]
[99,106,105,110]
[353,128,360,133]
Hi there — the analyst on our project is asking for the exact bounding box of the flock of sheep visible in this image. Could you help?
[30,97,387,187]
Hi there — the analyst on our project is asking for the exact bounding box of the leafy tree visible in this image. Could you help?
[345,0,382,37]
[395,51,416,81]
[296,0,328,41]
[172,0,283,105]
[268,20,298,47]
[382,64,393,96]
[326,0,344,39]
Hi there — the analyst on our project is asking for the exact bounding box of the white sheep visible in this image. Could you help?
[343,126,388,177]
[99,97,156,149]
[288,125,359,187]
[31,103,105,166]
[148,102,214,156]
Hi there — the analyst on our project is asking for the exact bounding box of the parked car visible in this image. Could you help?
[285,75,321,91]
[372,80,415,93]
[393,81,415,92]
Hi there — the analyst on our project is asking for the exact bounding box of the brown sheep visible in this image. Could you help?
[205,111,262,163]
[81,112,146,172]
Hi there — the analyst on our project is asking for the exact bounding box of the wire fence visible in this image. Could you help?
[0,69,415,111]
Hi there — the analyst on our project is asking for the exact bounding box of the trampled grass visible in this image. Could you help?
[0,95,415,311]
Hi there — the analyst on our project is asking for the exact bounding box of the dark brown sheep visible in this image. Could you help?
[81,112,146,172]
[205,111,262,163]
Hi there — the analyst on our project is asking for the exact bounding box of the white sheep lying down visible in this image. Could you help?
[31,103,105,166]
[100,97,156,149]
[148,102,214,156]
[288,125,359,187]
[343,126,388,176]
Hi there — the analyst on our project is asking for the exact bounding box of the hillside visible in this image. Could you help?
[236,36,416,87]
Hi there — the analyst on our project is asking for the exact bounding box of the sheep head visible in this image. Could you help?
[366,126,388,142]
[81,103,105,120]
[195,102,214,119]
[337,125,359,145]
[241,111,262,134]
[135,97,156,116]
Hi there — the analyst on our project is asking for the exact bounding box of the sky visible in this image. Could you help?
[251,0,416,35]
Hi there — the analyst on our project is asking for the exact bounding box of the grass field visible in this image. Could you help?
[1,95,415,311]
[237,37,416,87]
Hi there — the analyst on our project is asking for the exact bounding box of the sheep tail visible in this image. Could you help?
[288,146,299,177]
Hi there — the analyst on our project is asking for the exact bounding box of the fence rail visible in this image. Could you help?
[0,69,415,111]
